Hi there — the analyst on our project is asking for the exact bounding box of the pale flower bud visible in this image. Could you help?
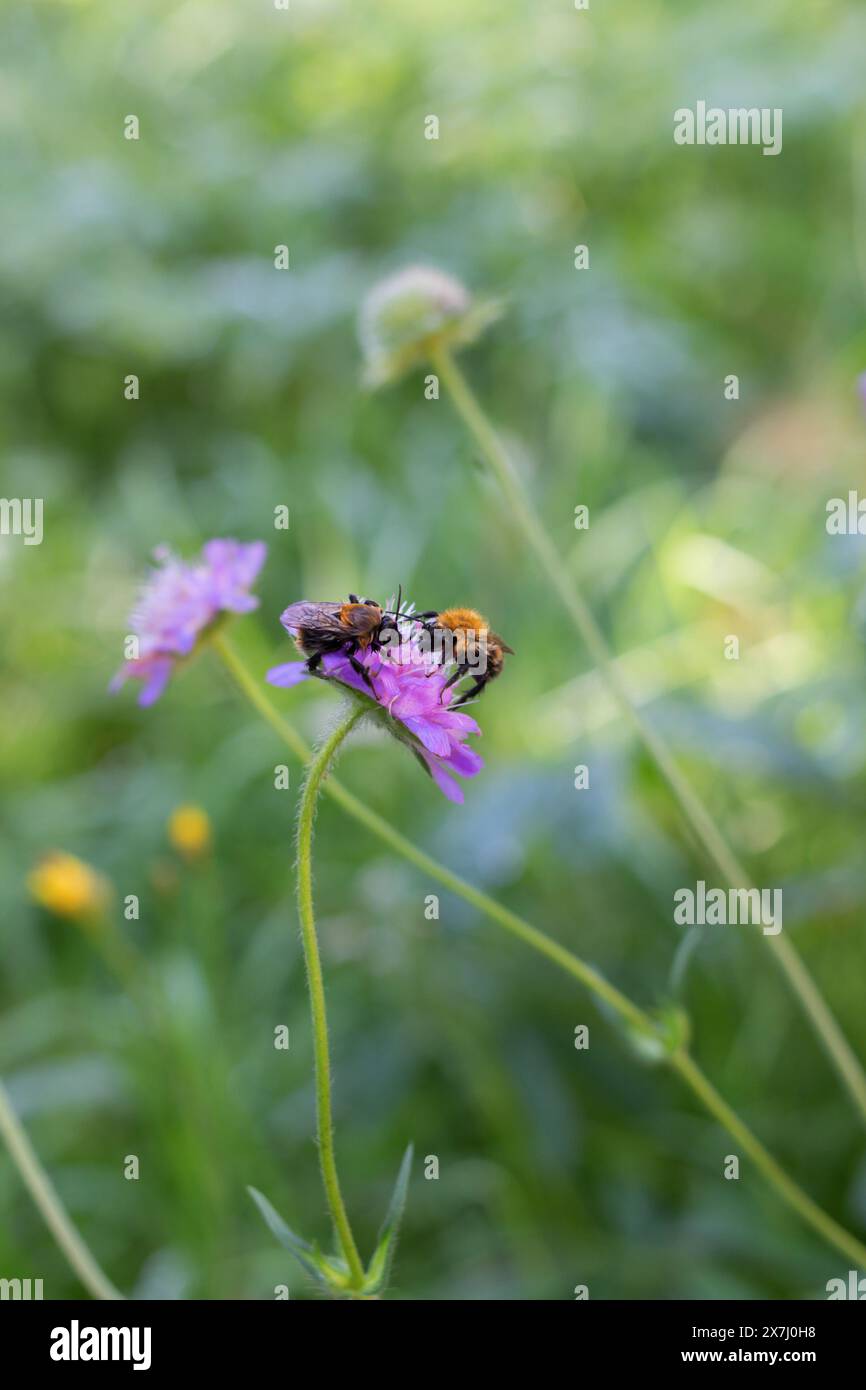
[359,265,501,387]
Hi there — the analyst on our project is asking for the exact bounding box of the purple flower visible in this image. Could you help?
[267,609,483,803]
[858,372,866,412]
[111,540,267,706]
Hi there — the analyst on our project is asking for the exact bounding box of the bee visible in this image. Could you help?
[280,592,400,695]
[412,606,514,705]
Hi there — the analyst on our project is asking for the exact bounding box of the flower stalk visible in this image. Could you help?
[295,703,369,1290]
[0,1077,123,1300]
[431,342,866,1129]
[668,1053,866,1269]
[213,634,866,1270]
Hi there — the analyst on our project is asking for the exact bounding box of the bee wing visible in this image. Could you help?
[279,601,346,637]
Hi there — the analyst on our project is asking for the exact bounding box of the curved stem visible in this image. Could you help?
[211,636,866,1268]
[296,704,368,1289]
[432,344,866,1129]
[670,1053,866,1267]
[0,1078,123,1300]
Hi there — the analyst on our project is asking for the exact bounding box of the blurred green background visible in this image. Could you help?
[2,0,866,1300]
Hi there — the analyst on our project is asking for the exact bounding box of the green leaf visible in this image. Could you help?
[363,1142,414,1294]
[247,1186,336,1287]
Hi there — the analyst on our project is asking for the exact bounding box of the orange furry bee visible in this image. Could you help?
[279,593,400,694]
[412,606,514,706]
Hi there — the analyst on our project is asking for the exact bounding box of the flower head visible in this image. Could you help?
[359,265,501,387]
[267,602,484,803]
[111,539,266,706]
[167,804,212,861]
[28,851,110,922]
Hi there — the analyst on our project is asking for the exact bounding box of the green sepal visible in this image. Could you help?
[362,1142,414,1295]
[247,1186,349,1291]
[626,1003,691,1063]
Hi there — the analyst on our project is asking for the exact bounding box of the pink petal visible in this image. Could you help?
[445,743,484,777]
[436,710,481,736]
[266,662,310,688]
[137,659,174,707]
[423,756,465,803]
[403,716,452,757]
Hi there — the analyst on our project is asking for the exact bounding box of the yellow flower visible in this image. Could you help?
[167,804,212,861]
[27,852,110,921]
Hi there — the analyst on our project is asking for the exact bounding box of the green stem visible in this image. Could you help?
[0,1077,123,1300]
[670,1053,866,1268]
[212,630,311,764]
[433,343,866,1129]
[295,704,368,1289]
[211,636,866,1269]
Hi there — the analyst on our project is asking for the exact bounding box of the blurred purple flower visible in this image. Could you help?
[858,372,866,412]
[111,540,266,706]
[268,617,483,803]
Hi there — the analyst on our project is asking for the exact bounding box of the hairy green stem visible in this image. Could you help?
[0,1077,123,1300]
[212,635,866,1268]
[432,344,866,1129]
[295,704,368,1289]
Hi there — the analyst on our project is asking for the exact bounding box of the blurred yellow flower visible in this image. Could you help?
[27,852,110,921]
[168,804,212,861]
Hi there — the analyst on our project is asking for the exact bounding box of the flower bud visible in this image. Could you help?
[167,804,212,861]
[359,265,501,386]
[627,1004,691,1064]
[27,852,110,922]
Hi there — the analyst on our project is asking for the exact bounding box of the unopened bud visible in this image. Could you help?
[359,265,501,387]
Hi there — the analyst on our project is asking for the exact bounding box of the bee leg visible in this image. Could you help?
[305,652,323,675]
[440,663,470,703]
[452,676,487,707]
[418,620,444,675]
[347,646,378,698]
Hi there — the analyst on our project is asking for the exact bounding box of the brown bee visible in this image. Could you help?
[412,606,514,705]
[279,593,400,694]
